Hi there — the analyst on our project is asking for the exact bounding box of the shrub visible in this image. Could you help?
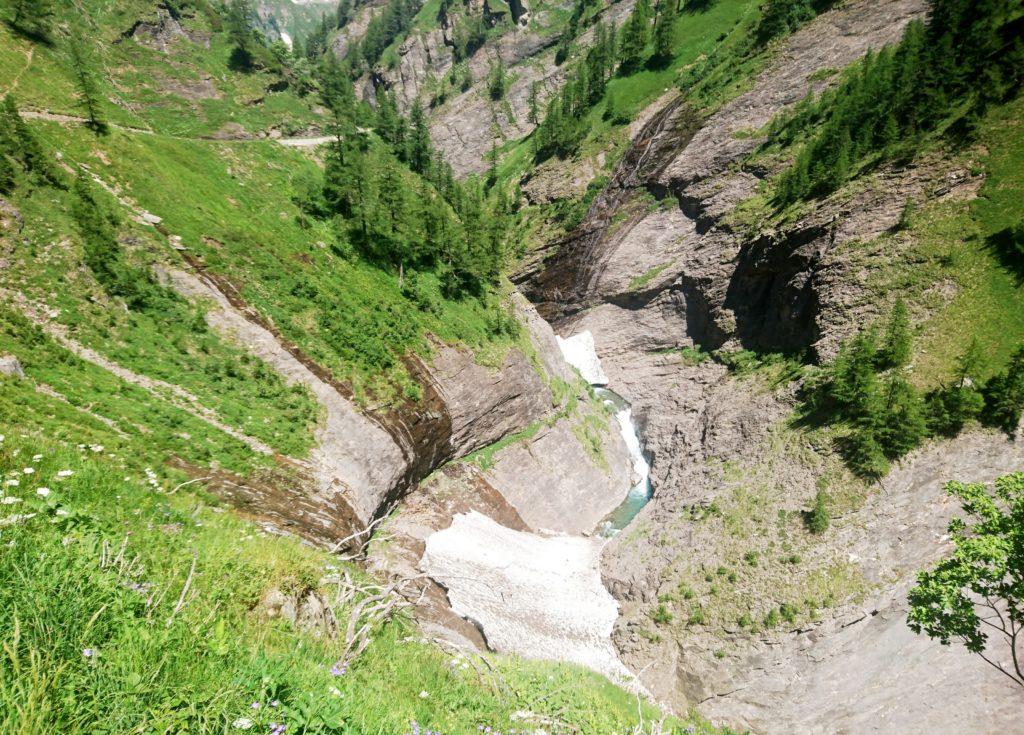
[805,490,830,534]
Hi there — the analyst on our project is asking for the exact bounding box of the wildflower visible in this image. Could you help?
[57,470,73,478]
[270,700,279,707]
[82,648,95,659]
[55,508,69,517]
[269,724,286,735]
[250,702,260,710]
[36,488,50,498]
[32,454,42,462]
[418,690,429,699]
[1,497,21,505]
[330,660,348,676]
[22,467,34,475]
[328,686,343,697]
[90,445,104,453]
[4,479,18,487]
[232,718,254,731]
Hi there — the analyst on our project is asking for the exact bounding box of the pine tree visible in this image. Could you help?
[617,4,650,74]
[982,346,1024,435]
[9,0,54,43]
[68,37,108,135]
[955,336,984,388]
[878,374,927,457]
[488,56,507,101]
[226,0,261,71]
[408,101,432,175]
[528,81,540,125]
[830,331,879,417]
[878,299,912,370]
[650,0,677,67]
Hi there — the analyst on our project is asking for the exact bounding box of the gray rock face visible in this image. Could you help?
[514,0,1021,730]
[481,412,633,534]
[0,355,25,378]
[524,0,930,359]
[162,264,556,546]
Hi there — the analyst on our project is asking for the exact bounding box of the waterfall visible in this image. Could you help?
[557,331,653,535]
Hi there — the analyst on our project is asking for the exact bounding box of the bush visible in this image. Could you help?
[805,490,830,534]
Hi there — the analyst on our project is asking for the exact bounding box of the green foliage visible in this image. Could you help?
[618,0,652,73]
[878,298,912,370]
[360,0,421,67]
[754,0,833,47]
[907,472,1024,688]
[650,0,678,67]
[772,1,1024,205]
[5,0,54,43]
[805,490,830,534]
[68,35,108,134]
[487,55,508,101]
[981,346,1024,435]
[651,603,674,625]
[72,173,153,310]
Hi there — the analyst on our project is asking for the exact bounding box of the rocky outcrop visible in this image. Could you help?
[514,0,1022,730]
[0,354,25,378]
[524,0,930,360]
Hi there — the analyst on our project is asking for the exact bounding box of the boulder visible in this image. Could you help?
[0,355,25,378]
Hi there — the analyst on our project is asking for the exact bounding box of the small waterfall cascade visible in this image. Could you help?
[556,332,654,536]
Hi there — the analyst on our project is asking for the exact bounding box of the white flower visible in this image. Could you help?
[22,467,34,475]
[328,686,343,697]
[57,470,73,478]
[32,454,42,462]
[55,508,69,517]
[4,479,19,487]
[232,718,254,731]
[1,497,21,505]
[82,648,95,658]
[90,445,104,453]
[0,435,5,441]
[418,690,429,699]
[36,488,50,498]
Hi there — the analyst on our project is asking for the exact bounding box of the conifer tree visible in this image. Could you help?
[408,101,432,175]
[617,0,652,74]
[878,299,912,370]
[68,37,108,135]
[226,0,261,71]
[878,374,927,457]
[8,0,54,43]
[650,0,677,67]
[982,346,1024,435]
[528,81,540,125]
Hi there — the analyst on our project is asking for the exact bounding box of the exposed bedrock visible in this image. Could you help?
[521,0,932,360]
[161,265,566,545]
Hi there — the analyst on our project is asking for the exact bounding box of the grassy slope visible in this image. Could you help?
[0,392,723,734]
[908,97,1024,385]
[0,3,729,732]
[0,2,322,137]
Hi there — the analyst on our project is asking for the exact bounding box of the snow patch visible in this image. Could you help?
[421,511,641,689]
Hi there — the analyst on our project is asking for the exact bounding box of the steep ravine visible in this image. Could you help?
[507,1,1024,732]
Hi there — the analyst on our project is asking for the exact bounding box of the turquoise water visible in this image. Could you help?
[593,388,653,537]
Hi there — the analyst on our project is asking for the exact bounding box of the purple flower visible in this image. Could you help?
[250,702,260,709]
[330,660,348,676]
[269,724,286,735]
[82,648,95,659]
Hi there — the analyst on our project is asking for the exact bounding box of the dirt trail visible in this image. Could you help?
[18,109,333,147]
[2,46,34,95]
